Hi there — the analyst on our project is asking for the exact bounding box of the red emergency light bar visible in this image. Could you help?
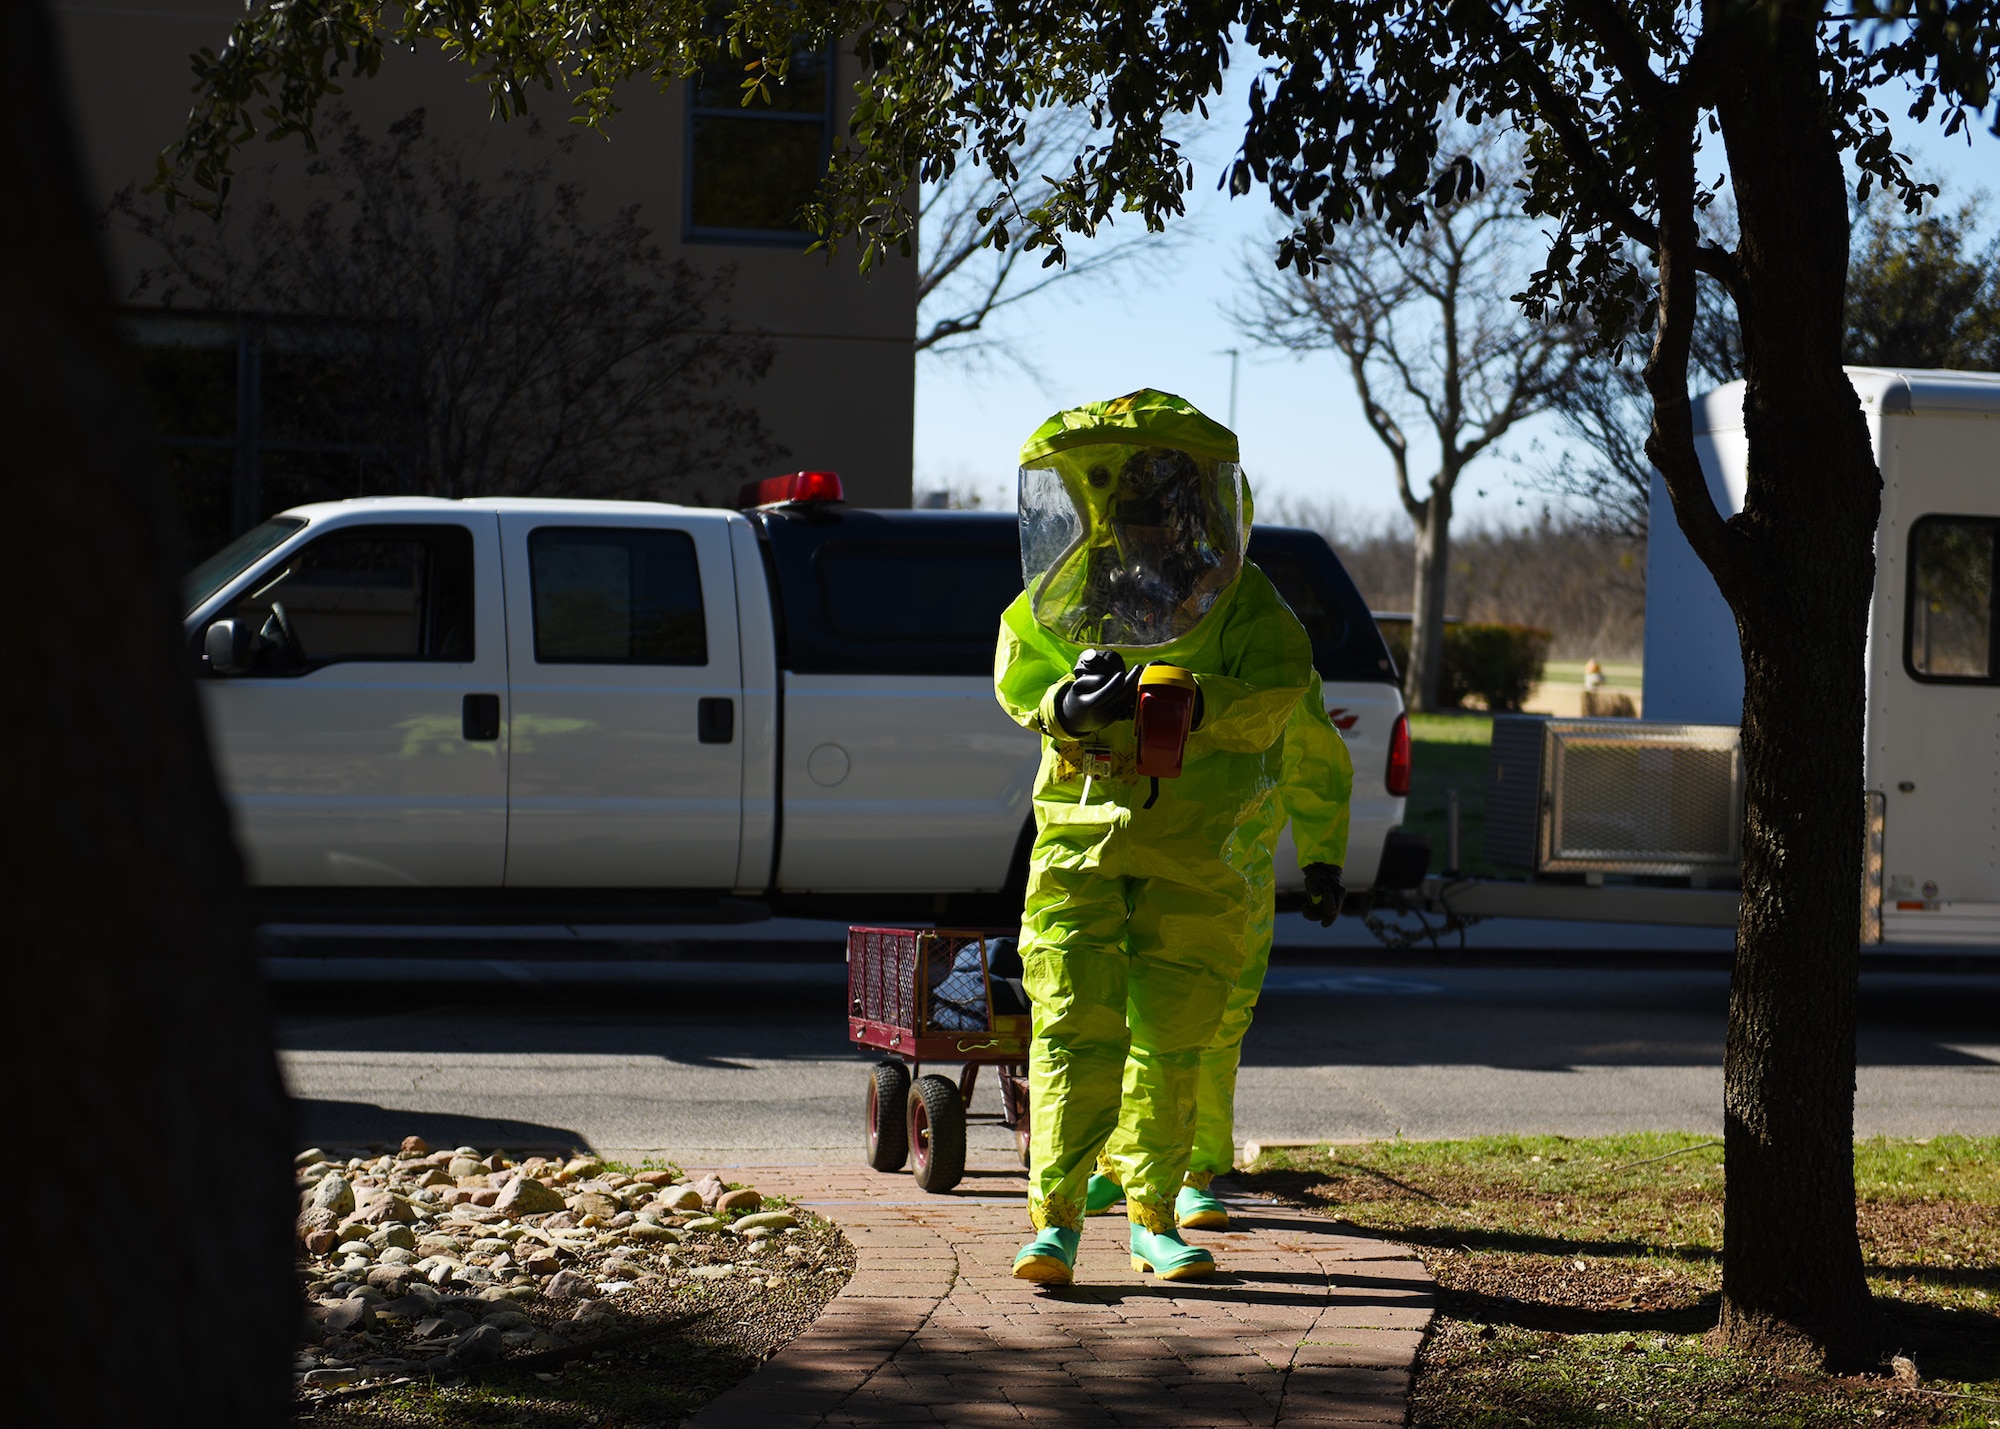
[737,470,845,508]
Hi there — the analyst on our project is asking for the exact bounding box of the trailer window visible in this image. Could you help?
[529,527,707,665]
[1906,516,1998,682]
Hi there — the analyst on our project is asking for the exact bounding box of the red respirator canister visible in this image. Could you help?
[1133,665,1200,779]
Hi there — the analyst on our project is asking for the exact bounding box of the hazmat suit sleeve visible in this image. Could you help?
[1281,672,1354,869]
[1185,564,1316,755]
[995,592,1077,739]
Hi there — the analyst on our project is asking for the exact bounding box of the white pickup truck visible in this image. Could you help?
[183,480,1410,910]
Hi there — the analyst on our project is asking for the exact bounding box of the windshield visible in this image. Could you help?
[183,517,306,616]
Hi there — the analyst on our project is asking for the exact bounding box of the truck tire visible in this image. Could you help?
[907,1074,966,1193]
[865,1061,911,1172]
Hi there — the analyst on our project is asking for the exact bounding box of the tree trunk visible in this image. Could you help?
[2,4,297,1420]
[1405,483,1454,711]
[1706,5,1879,1368]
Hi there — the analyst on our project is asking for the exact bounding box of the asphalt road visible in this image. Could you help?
[276,958,2000,1169]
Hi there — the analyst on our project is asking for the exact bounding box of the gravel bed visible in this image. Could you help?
[292,1138,854,1425]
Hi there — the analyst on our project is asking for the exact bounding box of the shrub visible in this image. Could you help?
[1376,621,1552,711]
[1443,623,1551,711]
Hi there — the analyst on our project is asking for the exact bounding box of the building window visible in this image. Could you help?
[686,40,833,243]
[1906,514,1999,683]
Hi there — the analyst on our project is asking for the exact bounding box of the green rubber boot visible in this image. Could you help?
[1086,1173,1124,1215]
[1176,1181,1230,1229]
[1013,1227,1081,1285]
[1129,1224,1217,1281]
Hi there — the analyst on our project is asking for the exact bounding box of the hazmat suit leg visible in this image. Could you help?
[1021,856,1250,1232]
[1187,846,1276,1186]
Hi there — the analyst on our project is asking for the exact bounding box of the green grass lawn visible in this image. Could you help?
[1404,711,1497,876]
[1246,1135,2000,1428]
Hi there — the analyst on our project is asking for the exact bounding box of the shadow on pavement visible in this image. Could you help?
[292,1099,591,1158]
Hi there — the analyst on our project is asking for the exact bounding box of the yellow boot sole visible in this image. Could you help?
[1176,1207,1230,1230]
[1013,1254,1075,1285]
[1130,1251,1217,1281]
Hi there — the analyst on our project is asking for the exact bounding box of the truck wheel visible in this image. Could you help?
[907,1074,966,1193]
[865,1062,911,1172]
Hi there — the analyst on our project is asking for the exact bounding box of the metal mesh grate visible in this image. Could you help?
[849,927,919,1030]
[848,929,1020,1035]
[1546,722,1742,873]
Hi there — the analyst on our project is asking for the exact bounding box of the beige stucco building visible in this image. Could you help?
[57,0,916,557]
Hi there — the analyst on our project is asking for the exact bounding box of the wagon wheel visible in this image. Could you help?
[865,1061,911,1172]
[907,1074,966,1193]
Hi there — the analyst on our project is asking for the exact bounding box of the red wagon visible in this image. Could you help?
[847,926,1031,1193]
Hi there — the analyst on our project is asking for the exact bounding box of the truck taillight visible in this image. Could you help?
[737,470,845,508]
[1386,712,1411,796]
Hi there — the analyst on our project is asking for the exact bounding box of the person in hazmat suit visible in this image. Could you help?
[1088,671,1353,1228]
[995,389,1315,1285]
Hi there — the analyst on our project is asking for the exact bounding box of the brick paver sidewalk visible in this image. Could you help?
[685,1162,1434,1428]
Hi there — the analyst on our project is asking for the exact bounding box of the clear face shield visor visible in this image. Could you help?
[1017,444,1245,649]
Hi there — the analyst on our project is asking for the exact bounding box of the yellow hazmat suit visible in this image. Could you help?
[1097,675,1352,1214]
[994,390,1315,1274]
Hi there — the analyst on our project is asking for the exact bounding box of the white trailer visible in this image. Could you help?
[1645,367,2000,945]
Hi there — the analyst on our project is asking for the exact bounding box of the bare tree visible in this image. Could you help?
[1545,209,1743,541]
[1240,132,1583,711]
[116,108,782,509]
[918,112,1174,361]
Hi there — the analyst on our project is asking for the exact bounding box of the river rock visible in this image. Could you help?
[303,1367,360,1389]
[732,1211,799,1233]
[634,1170,676,1186]
[495,1175,564,1217]
[657,1184,706,1212]
[690,1174,726,1206]
[715,1188,762,1215]
[309,1174,355,1217]
[544,1268,592,1299]
[366,1265,418,1293]
[681,1216,722,1232]
[627,1223,682,1244]
[446,1323,507,1368]
[687,1264,733,1280]
[368,1223,418,1251]
[522,1247,562,1276]
[399,1135,431,1156]
[569,1191,620,1222]
[447,1156,483,1179]
[295,1148,330,1168]
[559,1156,603,1183]
[323,1297,374,1334]
[353,1194,417,1226]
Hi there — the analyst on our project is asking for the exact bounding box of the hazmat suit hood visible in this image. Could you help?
[1018,389,1246,649]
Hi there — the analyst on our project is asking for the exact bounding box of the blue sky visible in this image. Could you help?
[912,73,2000,528]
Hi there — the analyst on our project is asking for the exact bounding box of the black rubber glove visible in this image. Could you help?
[1055,649,1143,735]
[1301,863,1346,926]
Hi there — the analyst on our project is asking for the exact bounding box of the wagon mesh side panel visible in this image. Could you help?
[849,927,919,1032]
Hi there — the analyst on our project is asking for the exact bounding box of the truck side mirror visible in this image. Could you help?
[204,618,248,675]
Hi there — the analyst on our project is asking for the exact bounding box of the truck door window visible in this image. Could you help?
[816,542,1023,644]
[220,524,474,671]
[1906,516,1998,682]
[529,526,707,665]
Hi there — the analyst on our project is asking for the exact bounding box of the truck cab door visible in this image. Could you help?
[498,510,744,886]
[196,516,509,885]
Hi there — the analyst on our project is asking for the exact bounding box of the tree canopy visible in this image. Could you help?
[163,0,2000,1373]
